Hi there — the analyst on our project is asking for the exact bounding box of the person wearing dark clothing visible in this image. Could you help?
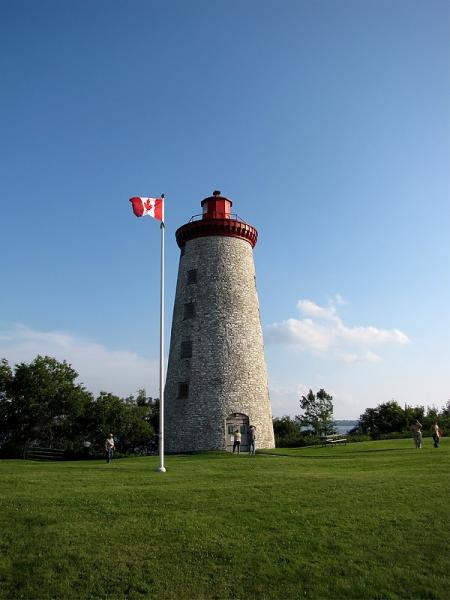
[249,425,256,455]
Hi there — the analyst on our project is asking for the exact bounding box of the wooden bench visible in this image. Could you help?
[24,447,66,461]
[320,434,347,447]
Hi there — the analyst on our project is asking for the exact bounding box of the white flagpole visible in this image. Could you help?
[158,195,166,472]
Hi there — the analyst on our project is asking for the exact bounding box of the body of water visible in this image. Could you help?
[335,422,358,434]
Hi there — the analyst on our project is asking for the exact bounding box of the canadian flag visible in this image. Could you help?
[129,197,164,221]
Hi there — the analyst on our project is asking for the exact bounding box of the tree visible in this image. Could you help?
[0,355,93,450]
[441,400,450,416]
[146,398,160,434]
[273,416,300,438]
[273,416,302,447]
[0,354,160,457]
[296,389,335,436]
[404,404,425,426]
[9,356,91,447]
[135,388,148,407]
[87,391,157,453]
[359,401,411,437]
[121,404,155,452]
[0,359,14,448]
[89,392,128,447]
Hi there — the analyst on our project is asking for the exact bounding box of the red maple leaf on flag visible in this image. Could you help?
[129,196,163,220]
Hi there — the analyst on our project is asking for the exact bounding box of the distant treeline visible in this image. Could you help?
[0,356,159,458]
[2,355,449,456]
[274,400,450,448]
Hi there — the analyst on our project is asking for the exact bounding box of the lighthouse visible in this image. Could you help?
[164,191,275,453]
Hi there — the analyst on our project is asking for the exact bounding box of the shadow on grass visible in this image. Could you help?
[259,447,413,459]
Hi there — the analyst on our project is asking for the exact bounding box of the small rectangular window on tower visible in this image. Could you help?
[183,302,195,320]
[187,269,197,285]
[180,340,192,359]
[177,382,189,399]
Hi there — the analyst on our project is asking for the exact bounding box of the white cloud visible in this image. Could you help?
[336,322,409,346]
[335,350,383,364]
[266,317,335,351]
[332,293,347,306]
[265,297,410,363]
[269,382,310,417]
[297,299,339,322]
[0,324,159,398]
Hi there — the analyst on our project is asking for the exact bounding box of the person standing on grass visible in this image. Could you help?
[410,420,422,449]
[431,421,442,448]
[105,434,115,463]
[83,440,91,458]
[249,425,256,455]
[233,429,241,454]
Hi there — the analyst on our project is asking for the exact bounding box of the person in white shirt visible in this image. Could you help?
[233,429,241,454]
[105,434,115,463]
[432,421,442,448]
[83,440,91,458]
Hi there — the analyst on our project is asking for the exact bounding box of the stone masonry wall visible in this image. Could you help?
[164,235,275,452]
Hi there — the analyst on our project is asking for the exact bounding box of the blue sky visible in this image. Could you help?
[1,0,449,418]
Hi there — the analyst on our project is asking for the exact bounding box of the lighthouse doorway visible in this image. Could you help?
[226,413,250,452]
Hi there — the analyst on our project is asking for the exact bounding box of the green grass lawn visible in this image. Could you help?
[0,438,449,599]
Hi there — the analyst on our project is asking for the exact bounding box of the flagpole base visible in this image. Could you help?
[157,466,166,473]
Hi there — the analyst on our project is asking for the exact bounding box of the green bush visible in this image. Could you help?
[347,434,370,443]
[0,443,25,459]
[275,435,321,448]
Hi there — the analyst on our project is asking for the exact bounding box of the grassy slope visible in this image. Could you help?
[0,439,449,599]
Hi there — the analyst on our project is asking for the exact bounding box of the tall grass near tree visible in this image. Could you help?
[0,438,449,599]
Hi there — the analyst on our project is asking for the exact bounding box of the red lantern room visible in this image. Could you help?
[201,190,232,220]
[175,191,258,249]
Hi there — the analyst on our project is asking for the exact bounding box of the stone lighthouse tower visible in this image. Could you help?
[164,191,275,453]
